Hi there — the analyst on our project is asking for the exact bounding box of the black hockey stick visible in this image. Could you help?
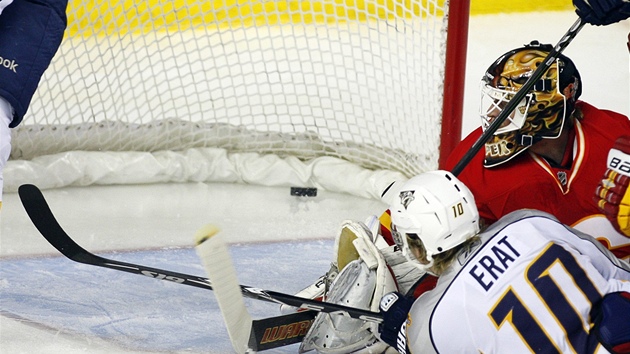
[17,184,383,325]
[450,17,585,176]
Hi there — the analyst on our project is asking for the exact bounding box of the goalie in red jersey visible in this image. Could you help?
[444,40,630,260]
[293,3,630,350]
[291,40,630,354]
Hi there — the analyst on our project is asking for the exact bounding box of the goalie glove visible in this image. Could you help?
[594,136,630,237]
[378,292,414,354]
[572,0,630,26]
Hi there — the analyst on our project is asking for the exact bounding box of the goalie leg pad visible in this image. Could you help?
[299,221,398,354]
[282,218,387,315]
[380,245,426,295]
[299,260,391,353]
[336,224,362,271]
[337,220,398,313]
[279,262,339,315]
[335,216,390,271]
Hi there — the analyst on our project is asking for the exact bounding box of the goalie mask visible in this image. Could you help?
[480,40,582,167]
[389,171,479,272]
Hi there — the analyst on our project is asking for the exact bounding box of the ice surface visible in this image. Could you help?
[1,183,385,353]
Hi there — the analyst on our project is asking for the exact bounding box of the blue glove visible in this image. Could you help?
[573,0,630,26]
[592,292,630,353]
[378,292,414,354]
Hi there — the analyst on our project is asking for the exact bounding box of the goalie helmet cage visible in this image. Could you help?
[8,0,469,197]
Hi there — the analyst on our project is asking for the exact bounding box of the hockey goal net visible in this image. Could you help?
[7,0,468,198]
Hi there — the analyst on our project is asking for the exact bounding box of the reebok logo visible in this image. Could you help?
[0,56,18,73]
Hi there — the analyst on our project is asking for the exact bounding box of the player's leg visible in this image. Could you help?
[0,0,67,239]
[0,98,10,241]
[0,0,68,204]
[0,97,11,210]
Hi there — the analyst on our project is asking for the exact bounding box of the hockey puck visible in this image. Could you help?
[290,187,317,197]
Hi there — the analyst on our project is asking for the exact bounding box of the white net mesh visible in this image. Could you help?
[8,0,455,196]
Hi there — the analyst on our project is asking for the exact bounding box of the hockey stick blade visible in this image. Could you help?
[17,184,383,324]
[451,17,585,176]
[195,224,253,353]
[18,183,217,292]
[194,225,317,352]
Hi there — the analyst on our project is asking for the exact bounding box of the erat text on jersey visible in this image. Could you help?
[468,235,521,291]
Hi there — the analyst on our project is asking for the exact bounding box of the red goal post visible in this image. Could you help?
[7,0,469,198]
[440,0,469,169]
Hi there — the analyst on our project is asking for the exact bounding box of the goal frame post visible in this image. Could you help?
[439,0,469,169]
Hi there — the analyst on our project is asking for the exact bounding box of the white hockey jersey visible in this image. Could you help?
[406,209,630,354]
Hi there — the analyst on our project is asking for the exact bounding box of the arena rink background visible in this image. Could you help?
[65,0,576,36]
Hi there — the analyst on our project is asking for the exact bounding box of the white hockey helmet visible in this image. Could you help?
[389,170,480,270]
